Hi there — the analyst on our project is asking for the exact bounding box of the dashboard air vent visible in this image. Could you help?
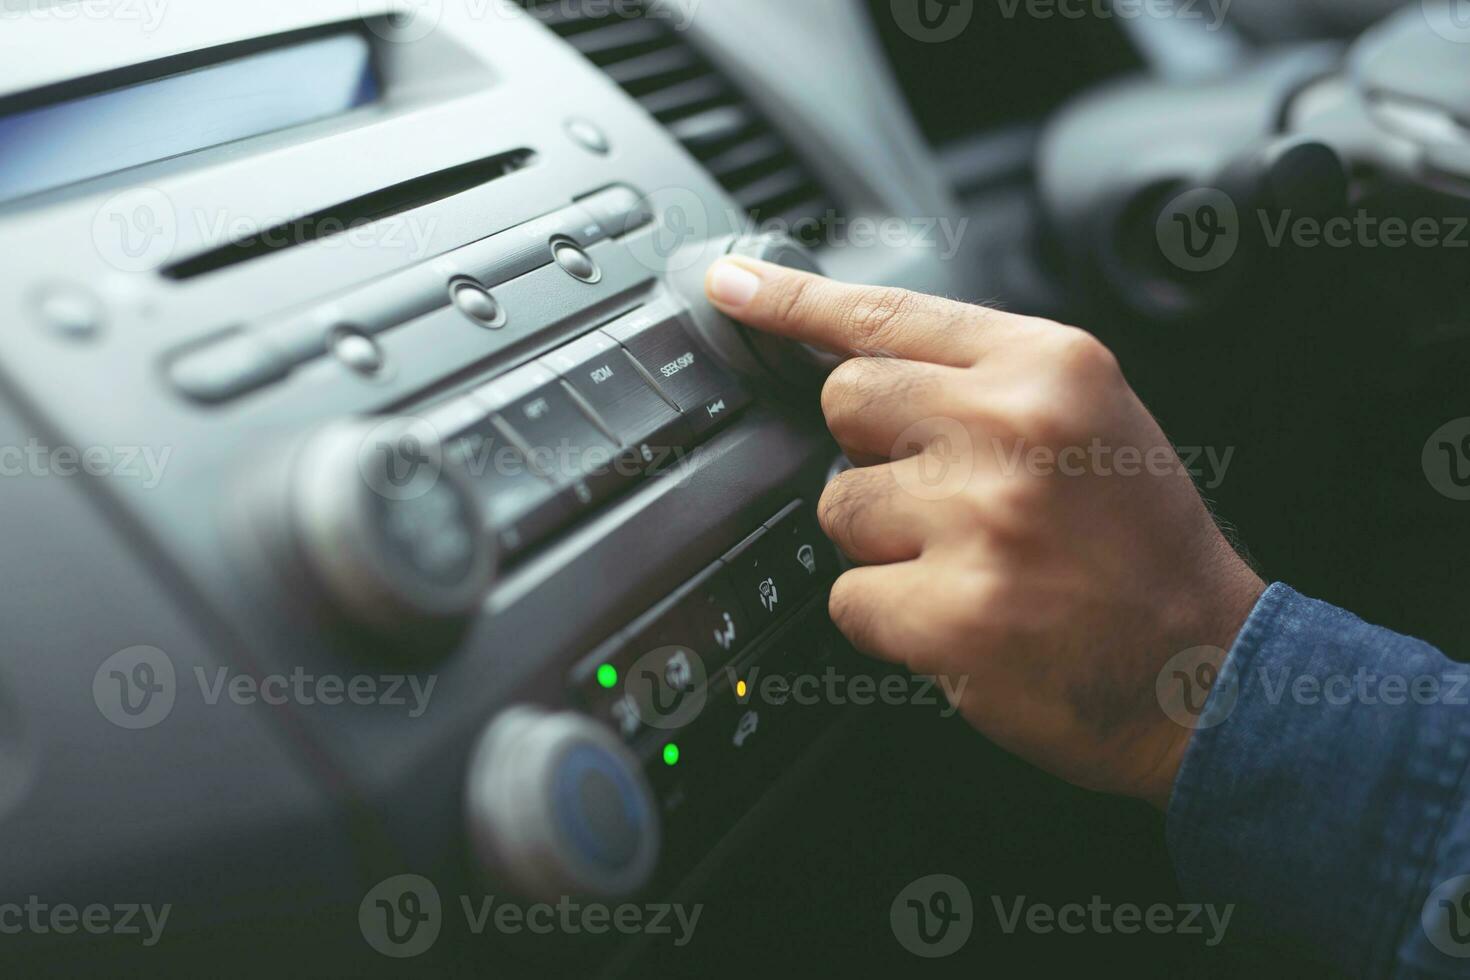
[520,0,842,249]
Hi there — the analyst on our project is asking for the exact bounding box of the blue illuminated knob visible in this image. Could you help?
[465,708,660,901]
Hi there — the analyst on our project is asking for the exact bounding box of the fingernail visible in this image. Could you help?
[707,259,762,308]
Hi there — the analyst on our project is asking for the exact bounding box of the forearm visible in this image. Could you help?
[1168,584,1470,977]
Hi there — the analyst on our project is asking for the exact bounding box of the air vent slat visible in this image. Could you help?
[733,167,812,211]
[563,18,670,57]
[520,1,602,33]
[603,48,704,89]
[703,134,790,182]
[667,105,761,154]
[636,76,730,120]
[518,0,843,245]
[772,197,838,247]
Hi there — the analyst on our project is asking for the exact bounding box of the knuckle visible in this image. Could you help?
[821,358,921,438]
[932,583,988,642]
[827,574,874,647]
[1051,326,1120,381]
[819,358,870,434]
[1017,401,1075,447]
[839,287,918,354]
[984,474,1048,531]
[817,468,867,544]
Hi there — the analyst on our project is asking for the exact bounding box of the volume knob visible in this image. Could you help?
[283,418,494,637]
[465,708,660,901]
[728,232,841,385]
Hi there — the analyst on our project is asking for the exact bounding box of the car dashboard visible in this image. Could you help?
[6,1,1439,977]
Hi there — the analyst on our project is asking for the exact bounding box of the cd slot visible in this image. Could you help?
[161,147,539,280]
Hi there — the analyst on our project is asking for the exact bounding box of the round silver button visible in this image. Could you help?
[451,279,506,329]
[552,240,601,284]
[35,285,103,340]
[331,327,385,376]
[566,118,611,155]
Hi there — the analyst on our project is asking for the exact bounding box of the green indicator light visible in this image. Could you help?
[596,664,618,689]
[662,742,680,767]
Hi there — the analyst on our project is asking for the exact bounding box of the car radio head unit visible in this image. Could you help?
[0,0,854,973]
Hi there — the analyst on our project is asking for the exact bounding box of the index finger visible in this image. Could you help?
[704,256,1031,367]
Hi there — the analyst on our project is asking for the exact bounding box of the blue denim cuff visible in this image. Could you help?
[1166,583,1470,977]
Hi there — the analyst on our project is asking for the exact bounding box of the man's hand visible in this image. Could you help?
[705,257,1266,809]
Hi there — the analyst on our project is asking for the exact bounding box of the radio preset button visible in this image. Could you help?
[566,118,611,155]
[541,332,690,459]
[330,327,385,376]
[480,365,624,504]
[552,240,602,284]
[602,309,750,436]
[35,285,104,340]
[450,278,506,329]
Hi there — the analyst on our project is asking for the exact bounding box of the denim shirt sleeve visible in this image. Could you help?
[1167,583,1470,978]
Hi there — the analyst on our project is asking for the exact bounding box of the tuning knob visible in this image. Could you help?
[727,233,842,385]
[465,707,660,901]
[277,417,494,638]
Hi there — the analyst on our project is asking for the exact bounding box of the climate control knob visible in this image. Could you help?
[279,417,494,638]
[465,708,660,902]
[727,233,842,385]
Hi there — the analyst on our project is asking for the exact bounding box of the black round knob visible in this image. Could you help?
[284,418,494,637]
[465,708,660,901]
[727,233,841,385]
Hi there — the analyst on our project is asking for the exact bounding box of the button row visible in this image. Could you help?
[427,303,750,557]
[168,184,653,405]
[569,500,833,743]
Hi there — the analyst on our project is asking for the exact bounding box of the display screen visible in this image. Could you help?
[0,32,379,204]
